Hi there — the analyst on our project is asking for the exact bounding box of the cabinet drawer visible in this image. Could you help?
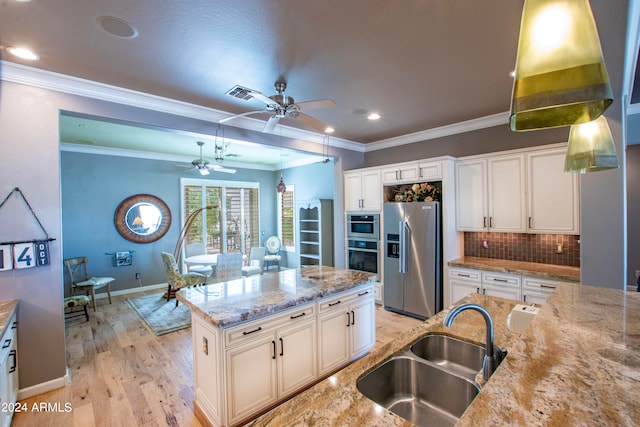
[449,268,481,283]
[522,277,562,293]
[482,272,521,287]
[317,285,373,314]
[224,304,315,347]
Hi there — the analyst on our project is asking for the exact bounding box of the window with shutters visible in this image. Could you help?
[182,178,259,255]
[278,185,295,251]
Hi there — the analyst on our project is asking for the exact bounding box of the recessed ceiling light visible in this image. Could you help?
[6,46,39,60]
[367,113,381,121]
[325,127,335,134]
[96,16,138,38]
[509,70,516,78]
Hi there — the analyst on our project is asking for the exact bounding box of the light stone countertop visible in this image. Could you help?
[248,283,640,426]
[0,300,17,337]
[176,266,375,328]
[448,256,580,282]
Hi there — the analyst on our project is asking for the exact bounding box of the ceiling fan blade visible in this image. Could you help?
[294,99,336,111]
[210,164,237,174]
[295,112,330,132]
[263,116,280,133]
[219,109,269,123]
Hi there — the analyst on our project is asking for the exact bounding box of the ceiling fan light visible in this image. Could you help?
[564,115,619,173]
[199,167,210,176]
[509,0,612,131]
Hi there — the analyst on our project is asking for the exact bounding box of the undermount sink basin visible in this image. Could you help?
[410,334,485,381]
[356,356,480,427]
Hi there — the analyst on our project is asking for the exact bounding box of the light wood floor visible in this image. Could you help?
[12,289,422,427]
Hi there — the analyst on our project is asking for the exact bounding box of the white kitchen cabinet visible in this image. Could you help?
[522,276,570,304]
[455,159,487,231]
[0,308,17,427]
[527,148,580,234]
[449,268,482,304]
[417,161,442,181]
[449,268,521,303]
[381,164,419,184]
[482,272,522,301]
[455,155,526,232]
[487,155,527,232]
[192,283,375,427]
[344,170,381,212]
[317,286,375,376]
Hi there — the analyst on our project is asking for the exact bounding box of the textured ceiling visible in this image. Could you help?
[1,0,637,156]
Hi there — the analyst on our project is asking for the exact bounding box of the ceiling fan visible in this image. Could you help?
[184,141,236,175]
[220,81,336,133]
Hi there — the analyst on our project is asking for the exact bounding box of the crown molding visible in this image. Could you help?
[2,61,514,154]
[364,112,511,152]
[0,60,363,152]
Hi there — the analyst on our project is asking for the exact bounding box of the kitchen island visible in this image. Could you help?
[176,266,376,427]
[249,282,640,426]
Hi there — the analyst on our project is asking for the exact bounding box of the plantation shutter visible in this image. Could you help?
[281,190,294,247]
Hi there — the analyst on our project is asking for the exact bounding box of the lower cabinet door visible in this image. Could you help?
[277,319,317,397]
[317,309,350,376]
[523,290,550,305]
[350,295,375,357]
[226,335,277,424]
[450,279,480,305]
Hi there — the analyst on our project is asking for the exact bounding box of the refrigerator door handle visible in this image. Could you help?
[400,221,410,273]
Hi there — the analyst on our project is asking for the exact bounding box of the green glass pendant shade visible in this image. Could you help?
[564,115,619,173]
[510,0,613,131]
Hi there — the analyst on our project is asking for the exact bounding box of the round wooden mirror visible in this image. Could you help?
[114,194,171,243]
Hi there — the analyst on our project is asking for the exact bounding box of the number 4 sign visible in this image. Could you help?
[13,243,35,269]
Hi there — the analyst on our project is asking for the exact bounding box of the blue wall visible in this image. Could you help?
[61,151,335,291]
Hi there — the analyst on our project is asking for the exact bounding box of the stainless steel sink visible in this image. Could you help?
[356,355,480,427]
[410,334,485,381]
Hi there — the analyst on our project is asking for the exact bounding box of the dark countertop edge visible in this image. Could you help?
[448,257,580,283]
[177,276,375,329]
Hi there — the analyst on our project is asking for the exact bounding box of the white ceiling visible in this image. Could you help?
[1,0,638,164]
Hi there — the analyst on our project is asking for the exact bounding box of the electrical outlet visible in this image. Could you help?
[135,272,141,279]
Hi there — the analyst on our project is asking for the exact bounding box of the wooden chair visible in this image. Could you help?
[64,295,90,322]
[64,256,114,311]
[242,247,266,276]
[161,252,207,306]
[213,252,243,282]
[263,236,282,271]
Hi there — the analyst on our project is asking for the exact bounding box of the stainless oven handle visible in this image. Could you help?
[348,247,378,253]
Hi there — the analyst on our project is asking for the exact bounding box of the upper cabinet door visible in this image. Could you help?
[487,154,527,233]
[455,159,488,231]
[527,148,580,234]
[344,170,381,212]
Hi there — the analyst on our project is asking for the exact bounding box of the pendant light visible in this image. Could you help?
[276,125,286,193]
[509,0,612,131]
[564,115,619,173]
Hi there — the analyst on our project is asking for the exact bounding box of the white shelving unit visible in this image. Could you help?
[298,199,333,267]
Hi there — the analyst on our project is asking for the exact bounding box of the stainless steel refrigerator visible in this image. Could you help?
[383,201,442,319]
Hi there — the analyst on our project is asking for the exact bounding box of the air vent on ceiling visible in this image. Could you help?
[225,85,255,101]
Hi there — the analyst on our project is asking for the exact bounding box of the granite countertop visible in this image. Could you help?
[0,300,18,337]
[249,283,640,426]
[176,266,375,328]
[448,256,580,282]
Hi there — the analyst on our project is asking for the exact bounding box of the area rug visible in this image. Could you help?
[125,292,191,336]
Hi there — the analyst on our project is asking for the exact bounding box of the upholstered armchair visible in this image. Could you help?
[161,252,206,306]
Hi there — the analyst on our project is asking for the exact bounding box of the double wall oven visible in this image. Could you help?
[347,214,380,275]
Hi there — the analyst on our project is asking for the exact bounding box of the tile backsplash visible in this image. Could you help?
[464,232,580,267]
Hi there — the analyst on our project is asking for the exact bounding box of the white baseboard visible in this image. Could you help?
[18,375,68,400]
[94,282,167,299]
